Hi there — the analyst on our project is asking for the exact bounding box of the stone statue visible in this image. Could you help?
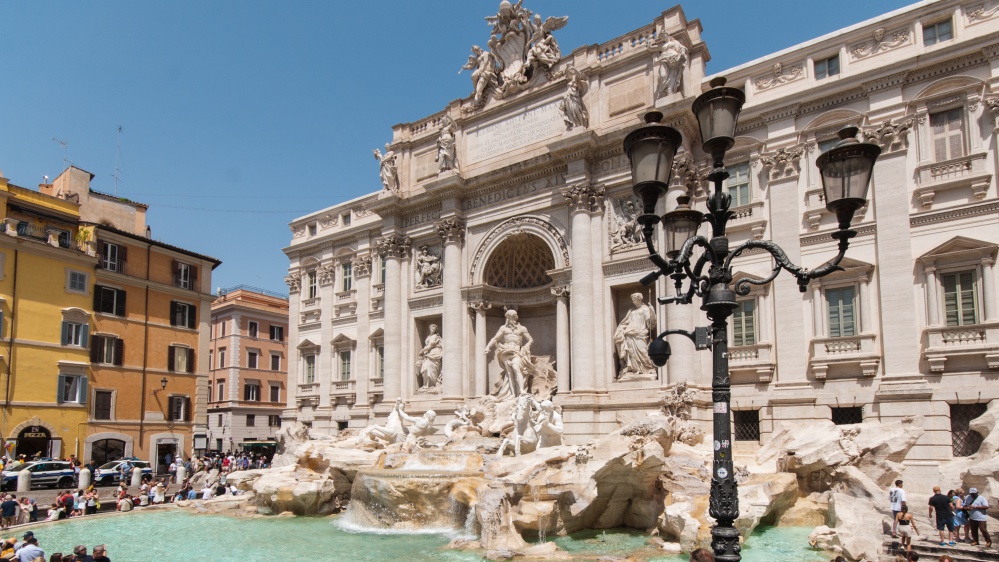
[609,198,642,250]
[496,394,539,457]
[436,116,458,173]
[373,143,399,192]
[525,14,562,69]
[648,33,688,98]
[532,397,563,448]
[365,398,408,445]
[614,293,658,379]
[559,66,589,131]
[484,309,534,399]
[414,245,442,288]
[416,323,443,392]
[461,45,497,104]
[398,404,437,453]
[444,404,485,440]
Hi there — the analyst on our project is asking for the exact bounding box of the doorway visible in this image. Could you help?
[16,426,51,459]
[156,442,178,475]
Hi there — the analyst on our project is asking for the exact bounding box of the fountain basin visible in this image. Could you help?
[346,468,485,531]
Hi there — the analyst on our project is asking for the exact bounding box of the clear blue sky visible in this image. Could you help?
[0,0,915,294]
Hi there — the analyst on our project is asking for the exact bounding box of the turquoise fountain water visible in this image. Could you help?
[26,510,829,561]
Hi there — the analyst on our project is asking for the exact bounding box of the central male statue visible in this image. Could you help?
[484,309,534,399]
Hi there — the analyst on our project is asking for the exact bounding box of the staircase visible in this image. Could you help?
[883,537,999,561]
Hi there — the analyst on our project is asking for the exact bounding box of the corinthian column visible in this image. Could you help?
[436,217,466,398]
[376,235,410,401]
[551,287,571,393]
[353,255,373,408]
[469,301,492,396]
[561,183,603,393]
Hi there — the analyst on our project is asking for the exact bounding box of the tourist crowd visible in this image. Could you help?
[888,479,993,561]
[0,530,111,561]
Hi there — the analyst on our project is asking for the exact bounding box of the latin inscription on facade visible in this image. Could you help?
[466,102,563,163]
[463,173,565,212]
[404,209,442,228]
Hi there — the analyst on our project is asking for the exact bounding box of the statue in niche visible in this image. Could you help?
[614,292,658,379]
[416,323,444,392]
[648,33,688,98]
[436,116,458,173]
[414,245,442,288]
[609,198,642,250]
[461,45,497,104]
[559,66,589,131]
[484,309,536,399]
[373,143,399,192]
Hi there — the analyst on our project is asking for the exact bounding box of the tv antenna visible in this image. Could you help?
[52,137,71,168]
[113,125,123,195]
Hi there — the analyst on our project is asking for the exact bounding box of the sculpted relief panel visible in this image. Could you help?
[608,196,643,252]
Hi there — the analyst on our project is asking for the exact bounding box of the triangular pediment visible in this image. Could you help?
[919,236,998,263]
[296,338,318,350]
[369,328,384,340]
[331,333,356,350]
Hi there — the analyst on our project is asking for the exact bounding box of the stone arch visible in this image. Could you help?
[912,76,986,102]
[802,108,866,134]
[469,216,569,285]
[84,431,134,465]
[7,417,59,441]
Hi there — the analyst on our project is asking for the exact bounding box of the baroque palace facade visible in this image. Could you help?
[284,0,999,480]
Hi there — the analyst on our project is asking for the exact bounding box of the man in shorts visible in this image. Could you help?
[928,486,956,546]
[890,480,906,537]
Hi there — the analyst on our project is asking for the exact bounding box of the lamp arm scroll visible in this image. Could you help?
[726,229,854,294]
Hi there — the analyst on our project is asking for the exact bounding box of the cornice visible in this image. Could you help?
[910,201,999,228]
[905,52,987,87]
[801,224,876,247]
[602,256,654,278]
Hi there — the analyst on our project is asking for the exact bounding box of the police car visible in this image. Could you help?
[1,460,76,491]
[93,459,153,486]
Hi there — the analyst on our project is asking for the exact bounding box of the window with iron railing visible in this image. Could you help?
[98,241,127,274]
[951,403,987,457]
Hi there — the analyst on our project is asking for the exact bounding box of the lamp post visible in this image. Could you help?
[623,77,880,562]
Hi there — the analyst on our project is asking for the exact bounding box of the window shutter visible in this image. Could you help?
[78,377,88,404]
[172,260,180,274]
[185,397,192,422]
[93,286,103,310]
[90,337,101,362]
[119,245,128,261]
[187,348,195,373]
[80,325,89,348]
[170,302,178,326]
[188,304,197,329]
[61,321,71,345]
[114,338,124,366]
[56,375,65,403]
[168,346,176,372]
[190,265,198,282]
[115,290,126,317]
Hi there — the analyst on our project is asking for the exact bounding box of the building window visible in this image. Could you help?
[923,19,952,46]
[216,381,225,402]
[221,320,227,337]
[67,270,88,294]
[306,270,318,299]
[208,384,212,403]
[218,348,226,369]
[91,335,123,366]
[814,54,839,80]
[94,286,126,316]
[93,390,113,420]
[61,321,90,347]
[339,350,352,381]
[174,261,196,290]
[929,108,965,162]
[308,223,317,236]
[380,257,386,285]
[270,325,283,341]
[270,354,281,371]
[733,410,760,442]
[832,407,863,425]
[168,395,190,422]
[731,300,756,347]
[246,414,256,427]
[217,413,223,426]
[98,241,126,274]
[170,301,197,329]
[208,351,213,371]
[341,213,351,226]
[376,346,385,378]
[726,162,751,207]
[248,321,258,338]
[244,382,261,402]
[269,384,280,402]
[57,374,88,404]
[268,415,281,427]
[168,345,195,373]
[248,351,259,369]
[304,354,316,384]
[943,270,979,326]
[826,286,856,338]
[341,262,353,292]
[952,403,987,457]
[215,438,223,451]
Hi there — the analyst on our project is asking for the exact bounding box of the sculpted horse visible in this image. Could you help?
[496,394,539,457]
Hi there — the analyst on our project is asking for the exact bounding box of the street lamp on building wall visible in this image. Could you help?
[624,77,880,562]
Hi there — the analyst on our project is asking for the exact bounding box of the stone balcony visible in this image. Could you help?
[728,342,776,382]
[334,290,357,317]
[331,379,356,405]
[924,322,999,373]
[913,153,991,210]
[301,297,320,309]
[724,201,767,239]
[804,188,868,229]
[809,333,881,379]
[296,382,319,407]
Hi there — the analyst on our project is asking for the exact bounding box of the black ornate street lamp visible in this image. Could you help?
[624,77,880,562]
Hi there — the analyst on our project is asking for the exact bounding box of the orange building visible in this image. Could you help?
[207,286,288,454]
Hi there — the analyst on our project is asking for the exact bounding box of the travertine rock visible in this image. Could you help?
[959,401,999,507]
[777,492,828,527]
[825,493,883,561]
[808,525,842,554]
[735,472,799,538]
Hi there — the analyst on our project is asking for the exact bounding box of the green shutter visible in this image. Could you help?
[56,375,65,403]
[115,289,126,317]
[78,377,88,404]
[80,325,89,348]
[61,322,71,345]
[188,304,197,329]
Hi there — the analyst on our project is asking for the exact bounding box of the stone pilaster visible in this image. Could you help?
[561,183,603,392]
[353,255,373,407]
[469,301,492,396]
[551,287,571,393]
[376,235,411,401]
[436,217,467,398]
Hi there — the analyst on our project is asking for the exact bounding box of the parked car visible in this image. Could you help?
[93,459,153,486]
[1,460,76,491]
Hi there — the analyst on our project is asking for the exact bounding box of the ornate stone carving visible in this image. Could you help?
[985,97,999,132]
[291,225,306,238]
[319,214,338,230]
[469,216,570,283]
[373,143,400,192]
[614,292,657,381]
[862,117,914,152]
[414,245,443,289]
[559,66,589,131]
[648,33,688,98]
[317,265,335,286]
[484,309,556,400]
[468,301,493,312]
[435,217,466,245]
[671,152,703,195]
[436,116,459,173]
[560,183,604,213]
[550,286,569,299]
[460,2,568,111]
[353,255,373,278]
[416,323,443,393]
[285,274,301,293]
[608,196,642,252]
[754,62,804,91]
[355,206,374,218]
[850,27,910,60]
[760,145,804,181]
[966,1,999,24]
[376,235,412,258]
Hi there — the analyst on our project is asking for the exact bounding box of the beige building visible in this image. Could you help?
[284,0,999,484]
[208,286,288,453]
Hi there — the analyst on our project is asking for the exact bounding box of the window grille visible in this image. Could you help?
[733,410,760,442]
[951,403,987,457]
[832,406,863,425]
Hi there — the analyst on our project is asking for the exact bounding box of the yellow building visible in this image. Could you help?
[0,171,96,459]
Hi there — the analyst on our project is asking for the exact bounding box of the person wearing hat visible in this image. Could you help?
[12,532,33,553]
[965,487,992,547]
[72,545,93,562]
[91,545,109,562]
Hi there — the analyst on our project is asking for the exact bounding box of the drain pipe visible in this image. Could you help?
[138,243,151,457]
[2,250,18,441]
